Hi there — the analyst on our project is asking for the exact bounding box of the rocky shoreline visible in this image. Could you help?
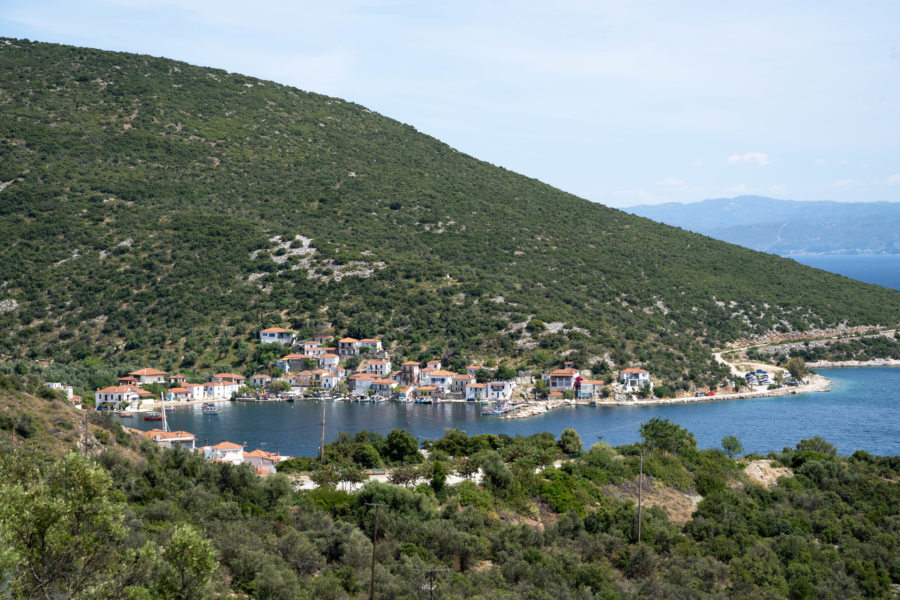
[807,359,900,368]
[502,374,833,420]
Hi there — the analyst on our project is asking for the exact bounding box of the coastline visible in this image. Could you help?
[807,359,900,368]
[503,374,832,419]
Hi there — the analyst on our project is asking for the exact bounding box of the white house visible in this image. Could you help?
[358,338,383,352]
[488,381,515,401]
[243,449,288,474]
[370,378,397,394]
[184,383,205,400]
[202,381,240,399]
[465,383,487,401]
[338,337,360,357]
[349,373,377,394]
[321,372,340,390]
[451,374,475,395]
[619,368,652,392]
[95,386,140,410]
[427,370,456,393]
[365,359,391,377]
[400,361,420,385]
[425,360,442,371]
[166,387,192,402]
[129,368,167,385]
[318,353,340,371]
[259,327,295,345]
[249,374,271,387]
[213,372,246,386]
[140,429,196,450]
[204,441,244,465]
[45,382,74,399]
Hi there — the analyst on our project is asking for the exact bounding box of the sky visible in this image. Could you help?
[2,0,899,207]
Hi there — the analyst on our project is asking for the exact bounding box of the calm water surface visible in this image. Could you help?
[788,254,900,290]
[132,368,899,457]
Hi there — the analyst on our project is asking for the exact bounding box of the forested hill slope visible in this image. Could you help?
[1,38,899,385]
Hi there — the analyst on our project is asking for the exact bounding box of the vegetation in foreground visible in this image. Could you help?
[2,38,900,390]
[1,382,897,599]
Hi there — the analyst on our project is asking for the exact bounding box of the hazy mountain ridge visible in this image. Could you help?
[626,196,900,255]
[1,39,899,388]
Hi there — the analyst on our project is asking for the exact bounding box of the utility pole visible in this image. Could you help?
[637,421,643,545]
[320,399,326,463]
[417,567,450,600]
[366,502,387,600]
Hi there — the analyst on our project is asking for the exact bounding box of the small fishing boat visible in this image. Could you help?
[143,412,163,421]
[118,412,133,418]
[201,402,221,415]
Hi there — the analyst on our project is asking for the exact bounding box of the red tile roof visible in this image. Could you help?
[210,441,243,450]
[620,368,649,374]
[339,337,358,343]
[129,368,167,376]
[261,327,293,333]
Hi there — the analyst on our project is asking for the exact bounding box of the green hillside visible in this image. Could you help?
[1,38,899,386]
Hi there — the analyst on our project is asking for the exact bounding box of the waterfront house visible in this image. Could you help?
[338,337,360,357]
[428,370,456,393]
[489,381,515,401]
[249,373,271,387]
[417,385,439,400]
[371,378,398,394]
[167,387,192,402]
[452,373,475,394]
[400,361,420,385]
[394,385,414,401]
[167,374,187,385]
[129,368,167,385]
[202,381,239,399]
[365,359,392,377]
[123,385,156,402]
[259,327,295,345]
[140,429,196,450]
[577,379,604,400]
[184,383,205,400]
[349,373,377,394]
[619,368,652,392]
[465,383,487,401]
[204,441,243,465]
[292,370,314,388]
[213,372,246,386]
[548,366,580,391]
[95,386,140,411]
[321,372,339,390]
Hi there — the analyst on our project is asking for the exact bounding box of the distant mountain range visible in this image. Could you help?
[626,196,900,255]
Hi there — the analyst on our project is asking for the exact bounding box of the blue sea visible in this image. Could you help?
[135,367,899,457]
[130,255,900,458]
[788,254,900,291]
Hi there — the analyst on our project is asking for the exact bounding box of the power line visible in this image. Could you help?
[365,502,388,600]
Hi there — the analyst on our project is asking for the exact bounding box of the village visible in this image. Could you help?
[41,325,817,473]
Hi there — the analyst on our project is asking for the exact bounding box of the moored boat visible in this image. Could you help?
[118,412,133,418]
[202,402,221,415]
[143,412,162,421]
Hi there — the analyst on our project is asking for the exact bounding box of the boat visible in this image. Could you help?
[143,412,162,421]
[202,402,221,415]
[118,412,133,418]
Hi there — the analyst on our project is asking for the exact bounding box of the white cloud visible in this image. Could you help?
[886,175,900,185]
[727,152,771,166]
[832,179,855,187]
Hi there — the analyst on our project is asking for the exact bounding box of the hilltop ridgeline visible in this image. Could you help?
[1,38,899,388]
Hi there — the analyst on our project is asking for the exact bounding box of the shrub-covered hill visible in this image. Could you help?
[1,396,898,599]
[2,38,899,384]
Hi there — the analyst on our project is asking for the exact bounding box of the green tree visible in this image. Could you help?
[430,460,448,495]
[786,357,808,380]
[384,429,421,465]
[155,524,217,600]
[558,428,583,457]
[721,435,744,459]
[640,418,697,455]
[532,378,550,398]
[0,452,155,600]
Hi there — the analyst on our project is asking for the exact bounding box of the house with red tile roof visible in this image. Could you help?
[451,373,475,395]
[139,429,196,450]
[547,364,580,391]
[167,374,187,384]
[166,387,192,402]
[203,441,244,464]
[358,338,383,352]
[277,353,313,373]
[212,372,246,385]
[465,382,487,402]
[427,370,456,393]
[619,368,651,392]
[371,378,397,393]
[129,368,167,385]
[249,373,272,387]
[338,337,360,357]
[349,373,377,394]
[259,327,295,345]
[364,359,391,377]
[95,386,140,410]
[318,353,340,371]
[400,361,420,385]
